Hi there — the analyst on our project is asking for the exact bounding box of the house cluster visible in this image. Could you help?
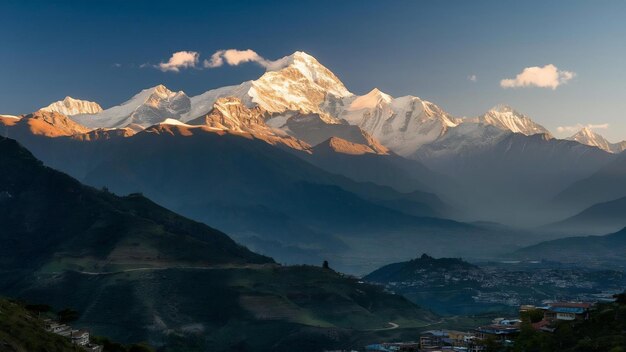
[364,301,594,352]
[44,319,103,352]
[365,318,510,352]
[417,316,522,352]
[523,301,593,333]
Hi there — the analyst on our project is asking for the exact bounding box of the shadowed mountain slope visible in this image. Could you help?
[0,137,438,351]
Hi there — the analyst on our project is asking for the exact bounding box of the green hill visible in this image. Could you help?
[0,137,437,351]
[0,298,79,352]
[364,253,479,283]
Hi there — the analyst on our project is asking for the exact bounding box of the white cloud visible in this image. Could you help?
[500,64,575,89]
[556,123,609,134]
[468,74,477,82]
[157,51,199,72]
[147,49,285,73]
[203,49,279,69]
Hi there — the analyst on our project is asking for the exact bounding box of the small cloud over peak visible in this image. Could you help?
[556,123,609,134]
[468,74,477,82]
[501,64,575,90]
[157,51,199,72]
[145,49,296,73]
[203,49,280,70]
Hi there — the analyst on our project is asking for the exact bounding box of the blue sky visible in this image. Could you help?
[2,0,626,140]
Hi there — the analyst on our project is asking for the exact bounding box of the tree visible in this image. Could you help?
[520,309,544,323]
[482,335,501,352]
[322,260,329,269]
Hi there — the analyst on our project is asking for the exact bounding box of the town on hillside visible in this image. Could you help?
[359,295,624,352]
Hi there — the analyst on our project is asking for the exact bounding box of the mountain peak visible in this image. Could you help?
[290,50,316,61]
[577,127,595,136]
[151,84,172,95]
[243,51,352,114]
[566,127,623,153]
[40,96,103,116]
[475,105,551,136]
[267,51,320,71]
[348,88,393,111]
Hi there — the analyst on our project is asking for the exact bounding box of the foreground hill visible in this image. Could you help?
[0,137,437,351]
[0,136,272,272]
[0,298,78,352]
[512,227,626,268]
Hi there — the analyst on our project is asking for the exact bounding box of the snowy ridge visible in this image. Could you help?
[325,88,461,156]
[469,105,551,136]
[41,96,103,116]
[73,85,190,128]
[567,127,626,153]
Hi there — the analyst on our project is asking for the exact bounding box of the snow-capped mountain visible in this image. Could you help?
[180,51,353,121]
[67,52,352,131]
[248,51,352,113]
[469,105,551,136]
[42,50,624,162]
[567,127,626,153]
[40,96,103,116]
[73,85,190,128]
[325,88,461,156]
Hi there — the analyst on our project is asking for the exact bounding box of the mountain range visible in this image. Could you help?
[2,50,625,269]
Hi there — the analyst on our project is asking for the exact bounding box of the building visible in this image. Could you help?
[420,330,448,350]
[44,318,102,351]
[474,324,519,344]
[365,342,419,351]
[447,330,477,347]
[419,330,479,351]
[71,329,90,346]
[519,304,537,312]
[543,302,592,321]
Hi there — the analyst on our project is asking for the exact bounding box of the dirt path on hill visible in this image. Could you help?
[63,263,275,276]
